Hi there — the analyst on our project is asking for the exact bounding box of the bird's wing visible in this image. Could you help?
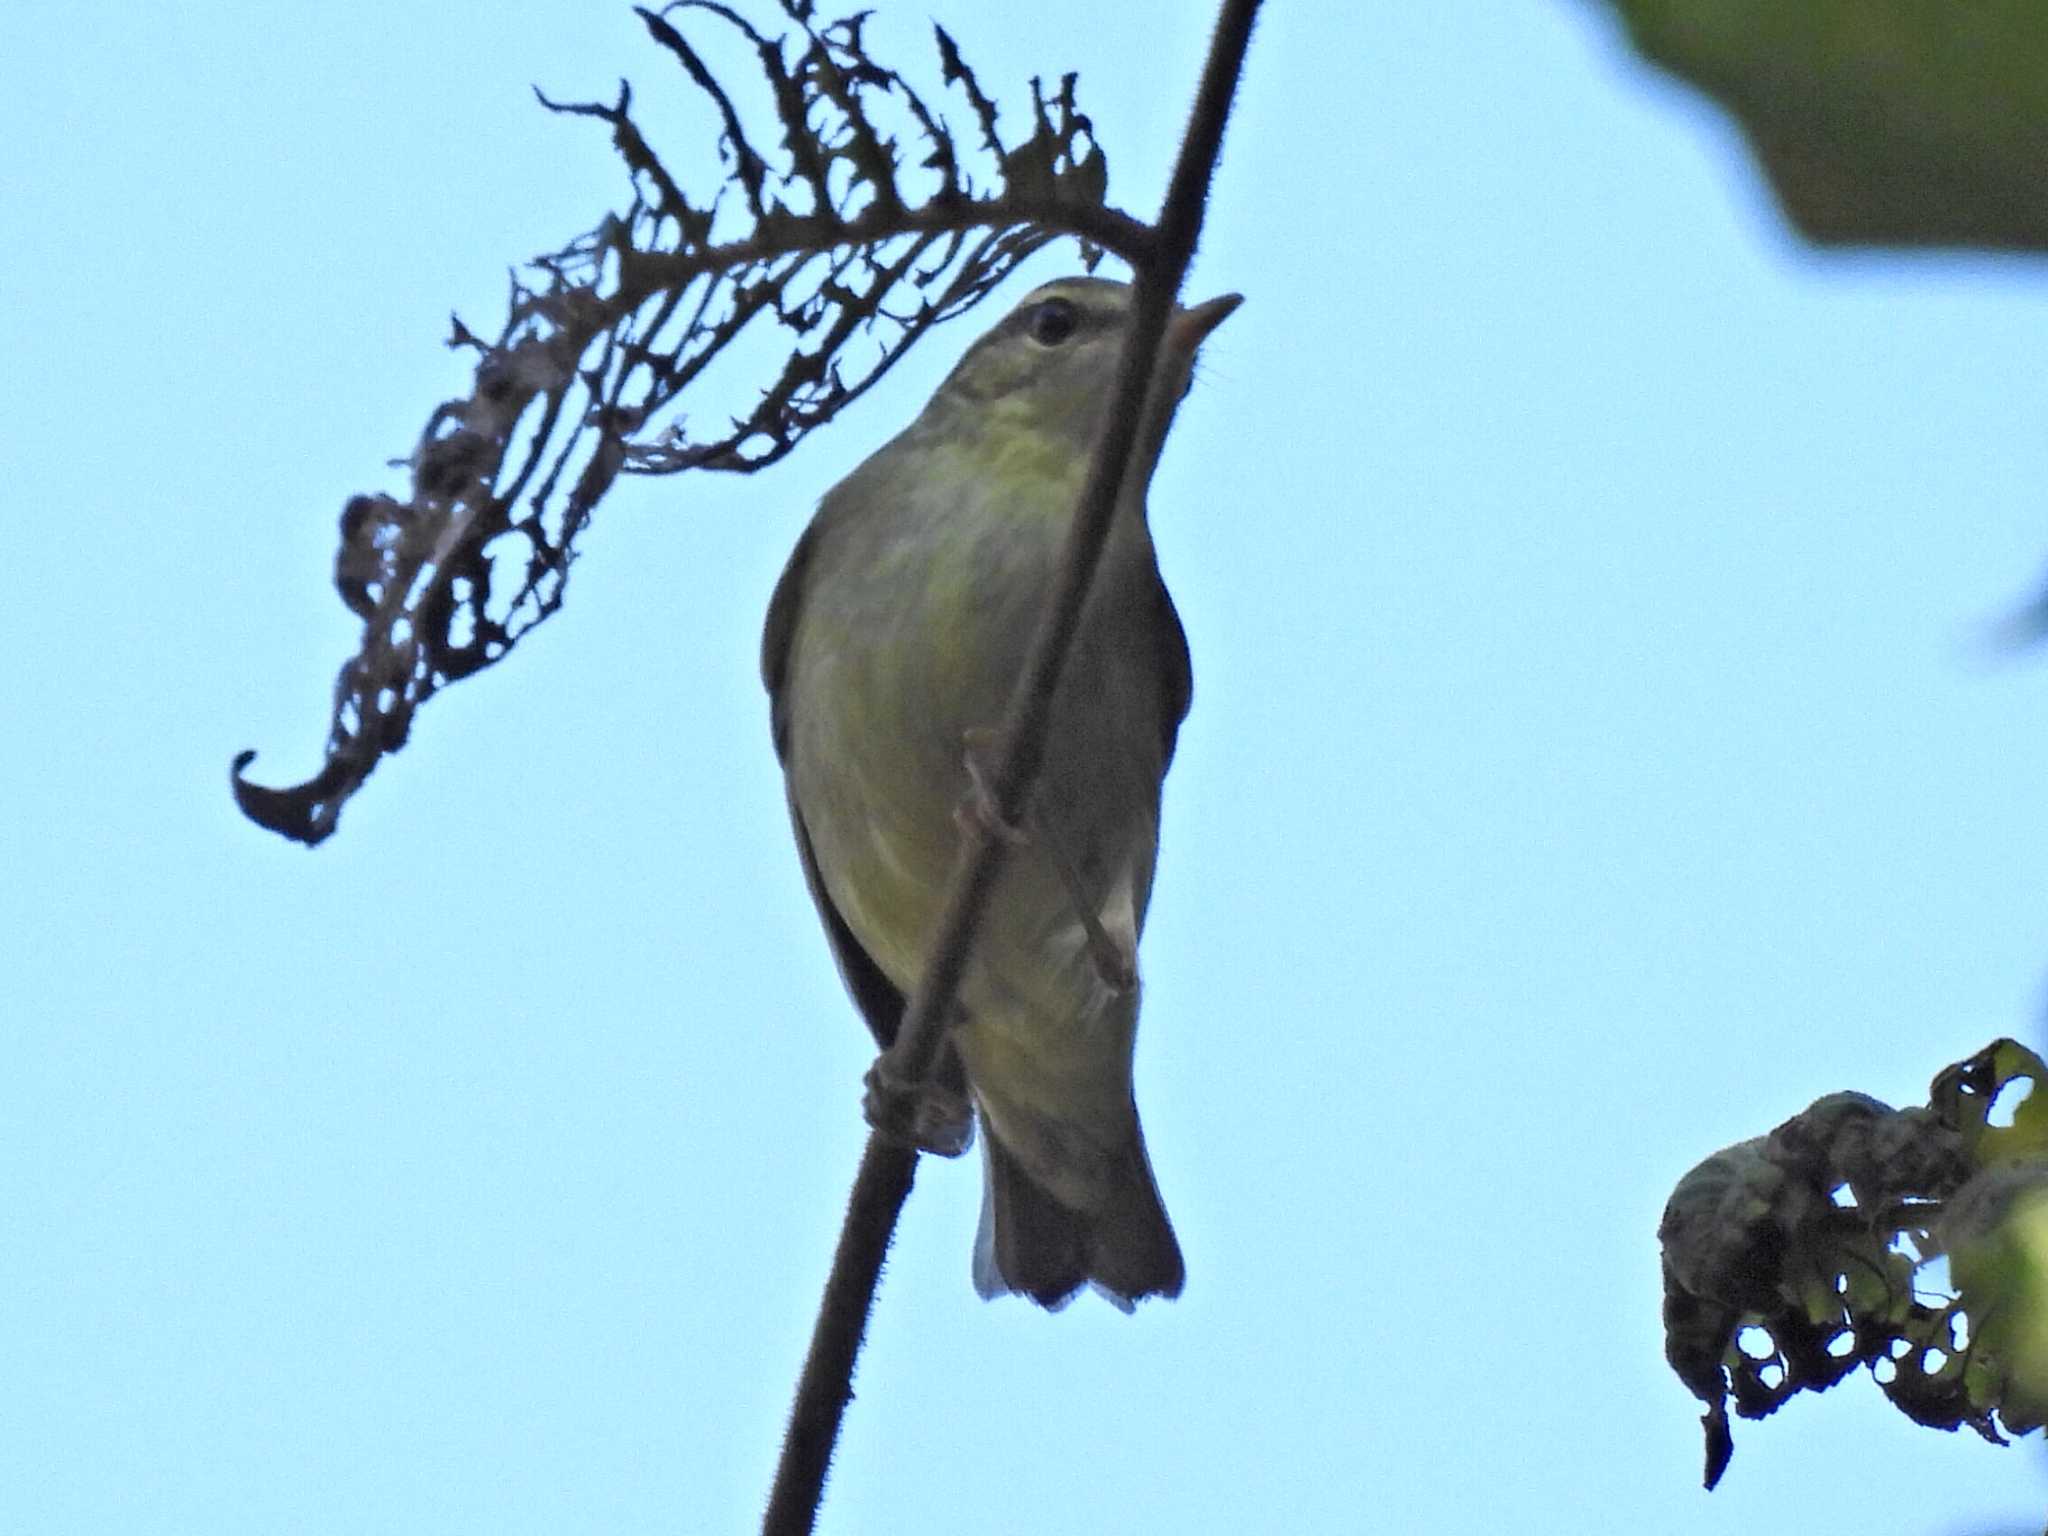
[1154,572,1194,768]
[782,786,907,1049]
[761,518,815,765]
[761,518,907,1050]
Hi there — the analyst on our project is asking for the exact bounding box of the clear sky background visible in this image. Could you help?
[5,3,2046,1533]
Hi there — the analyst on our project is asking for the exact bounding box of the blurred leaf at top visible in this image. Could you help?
[1599,0,2048,251]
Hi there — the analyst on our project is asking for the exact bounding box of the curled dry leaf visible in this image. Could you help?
[1661,1038,2048,1488]
[232,0,1144,846]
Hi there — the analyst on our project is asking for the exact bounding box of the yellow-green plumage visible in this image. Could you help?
[763,276,1236,1309]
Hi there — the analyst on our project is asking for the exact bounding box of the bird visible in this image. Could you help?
[762,274,1238,1309]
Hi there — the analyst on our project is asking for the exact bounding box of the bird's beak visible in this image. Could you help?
[1170,292,1243,350]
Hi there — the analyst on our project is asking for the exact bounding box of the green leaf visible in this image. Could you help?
[1597,0,2048,251]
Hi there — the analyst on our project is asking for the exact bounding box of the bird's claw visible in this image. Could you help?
[1087,929,1138,994]
[863,1058,974,1157]
[958,729,1137,995]
[955,726,1028,846]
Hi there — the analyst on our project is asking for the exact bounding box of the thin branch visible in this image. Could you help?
[761,1138,917,1536]
[761,2,1261,1531]
[877,0,1259,1095]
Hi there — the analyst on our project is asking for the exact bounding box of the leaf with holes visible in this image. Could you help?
[1657,1045,2048,1487]
[231,0,1146,846]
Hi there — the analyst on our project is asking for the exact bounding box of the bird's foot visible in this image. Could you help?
[1034,819,1138,995]
[863,1058,974,1157]
[1082,919,1138,994]
[958,730,1136,995]
[953,726,1028,846]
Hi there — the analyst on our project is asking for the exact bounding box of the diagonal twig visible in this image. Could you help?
[761,3,1262,1531]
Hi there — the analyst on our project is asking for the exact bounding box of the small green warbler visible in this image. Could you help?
[763,276,1238,1309]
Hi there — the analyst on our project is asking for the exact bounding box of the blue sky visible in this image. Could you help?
[5,2,2046,1532]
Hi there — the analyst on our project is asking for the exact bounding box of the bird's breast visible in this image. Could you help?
[786,458,1166,998]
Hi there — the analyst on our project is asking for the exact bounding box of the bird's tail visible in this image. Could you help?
[971,1122,1183,1311]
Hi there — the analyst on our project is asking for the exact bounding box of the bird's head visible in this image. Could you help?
[930,277,1240,463]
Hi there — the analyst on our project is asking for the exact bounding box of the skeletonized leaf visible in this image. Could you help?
[1659,1039,2048,1488]
[232,1,1140,846]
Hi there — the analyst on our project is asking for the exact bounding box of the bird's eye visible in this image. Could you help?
[1027,298,1079,347]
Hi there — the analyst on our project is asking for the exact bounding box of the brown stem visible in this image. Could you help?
[761,1,1262,1531]
[761,1137,917,1536]
[621,195,1159,304]
[876,0,1260,1094]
